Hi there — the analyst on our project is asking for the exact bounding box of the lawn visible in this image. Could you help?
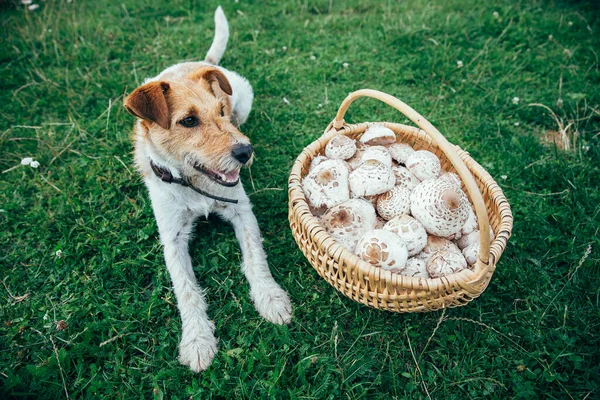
[1,0,599,398]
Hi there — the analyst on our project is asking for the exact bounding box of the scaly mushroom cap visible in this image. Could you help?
[360,125,396,146]
[402,257,429,278]
[325,135,357,160]
[426,249,468,278]
[391,165,420,191]
[383,214,428,256]
[321,199,377,252]
[347,146,367,170]
[388,143,415,164]
[360,146,393,168]
[355,229,408,273]
[309,155,329,172]
[302,159,350,209]
[349,160,395,197]
[461,206,478,236]
[376,186,411,220]
[416,236,462,262]
[410,178,470,237]
[456,227,495,250]
[440,171,462,188]
[406,150,441,181]
[463,242,480,266]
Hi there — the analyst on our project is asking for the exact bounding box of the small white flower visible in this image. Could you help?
[21,157,33,165]
[310,55,316,60]
[512,97,520,105]
[342,62,349,68]
[317,103,323,108]
[282,97,290,105]
[514,122,520,126]
[582,145,590,152]
[21,0,32,4]
[456,60,463,68]
[492,11,499,19]
[43,313,49,321]
[30,161,40,168]
[568,21,573,26]
[557,98,563,107]
[501,175,508,180]
[282,46,287,51]
[55,250,63,258]
[28,4,39,10]
[548,34,553,41]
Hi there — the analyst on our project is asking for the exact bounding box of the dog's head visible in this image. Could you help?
[124,67,252,187]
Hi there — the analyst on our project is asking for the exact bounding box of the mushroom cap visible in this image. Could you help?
[347,146,367,170]
[302,159,350,209]
[309,155,329,172]
[405,150,441,181]
[321,199,377,252]
[391,165,420,191]
[410,178,470,237]
[325,135,357,160]
[426,249,468,278]
[360,125,396,146]
[463,242,480,265]
[349,160,395,197]
[375,217,387,229]
[402,257,429,278]
[440,171,462,188]
[376,186,412,220]
[360,146,393,168]
[388,143,415,164]
[456,227,495,250]
[416,236,462,262]
[383,214,428,256]
[461,206,478,236]
[355,229,408,273]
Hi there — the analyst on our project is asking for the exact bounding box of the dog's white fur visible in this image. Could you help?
[130,6,292,372]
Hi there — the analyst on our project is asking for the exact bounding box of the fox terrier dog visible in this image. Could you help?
[123,6,292,372]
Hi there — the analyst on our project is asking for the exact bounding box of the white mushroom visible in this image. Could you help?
[461,206,478,236]
[302,159,350,209]
[426,249,468,278]
[405,150,441,181]
[388,143,415,164]
[355,229,408,273]
[391,165,420,191]
[325,135,357,160]
[402,257,429,278]
[456,227,495,250]
[347,146,367,170]
[376,186,411,220]
[375,217,387,229]
[309,155,329,172]
[416,236,462,262]
[440,171,462,188]
[383,214,427,256]
[360,146,393,168]
[463,242,480,266]
[349,160,395,197]
[360,125,396,146]
[410,178,470,237]
[321,199,377,252]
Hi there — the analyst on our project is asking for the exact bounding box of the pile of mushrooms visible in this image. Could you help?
[302,124,494,279]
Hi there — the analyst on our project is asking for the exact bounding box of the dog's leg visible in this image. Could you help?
[154,207,218,372]
[219,200,292,324]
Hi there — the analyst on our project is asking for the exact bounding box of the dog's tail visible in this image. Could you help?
[204,6,229,65]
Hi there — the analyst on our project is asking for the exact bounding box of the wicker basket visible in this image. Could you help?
[288,89,513,312]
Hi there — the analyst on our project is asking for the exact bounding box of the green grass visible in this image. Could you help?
[1,0,599,398]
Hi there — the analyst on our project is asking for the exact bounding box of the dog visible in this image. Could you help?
[123,6,292,372]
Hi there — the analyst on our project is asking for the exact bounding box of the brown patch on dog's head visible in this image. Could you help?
[126,66,252,181]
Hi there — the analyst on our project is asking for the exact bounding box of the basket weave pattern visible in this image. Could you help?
[288,90,513,312]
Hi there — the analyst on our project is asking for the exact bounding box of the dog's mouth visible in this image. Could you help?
[193,163,240,187]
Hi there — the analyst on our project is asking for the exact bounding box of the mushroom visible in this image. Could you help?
[416,236,462,262]
[405,150,441,181]
[325,135,357,160]
[383,214,427,256]
[355,229,408,273]
[347,146,367,170]
[375,217,387,229]
[456,227,495,250]
[391,165,420,191]
[463,242,480,266]
[402,257,429,278]
[360,125,396,146]
[360,146,393,168]
[388,143,415,164]
[302,159,350,209]
[410,178,470,237]
[376,186,411,220]
[426,249,468,278]
[460,206,478,236]
[440,171,462,188]
[321,199,377,252]
[309,155,329,172]
[349,160,395,197]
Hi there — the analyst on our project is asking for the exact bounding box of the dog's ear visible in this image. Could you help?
[124,81,171,129]
[188,67,233,96]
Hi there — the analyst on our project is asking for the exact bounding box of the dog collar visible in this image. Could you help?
[149,159,239,204]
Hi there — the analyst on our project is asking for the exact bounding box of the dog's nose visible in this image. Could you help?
[231,144,254,164]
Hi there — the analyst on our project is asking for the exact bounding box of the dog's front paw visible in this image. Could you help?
[178,333,218,372]
[251,283,292,325]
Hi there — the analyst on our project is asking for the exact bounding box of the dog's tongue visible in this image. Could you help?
[223,170,239,182]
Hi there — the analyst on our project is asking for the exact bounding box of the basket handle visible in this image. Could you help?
[333,89,491,266]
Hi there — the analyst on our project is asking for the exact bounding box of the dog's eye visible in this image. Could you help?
[220,105,226,117]
[179,116,199,128]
